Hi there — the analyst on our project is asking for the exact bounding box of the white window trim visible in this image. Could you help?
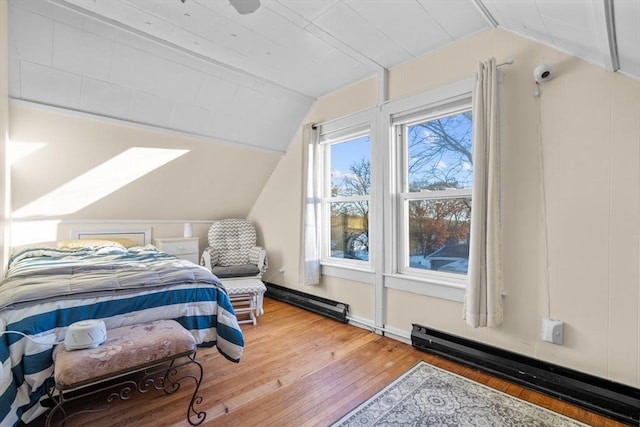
[381,78,473,302]
[316,78,475,304]
[395,102,473,278]
[317,108,377,278]
[321,264,375,284]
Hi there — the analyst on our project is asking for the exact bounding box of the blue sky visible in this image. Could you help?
[329,111,472,191]
[330,135,370,187]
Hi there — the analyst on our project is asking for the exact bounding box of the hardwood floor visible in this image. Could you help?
[30,297,628,426]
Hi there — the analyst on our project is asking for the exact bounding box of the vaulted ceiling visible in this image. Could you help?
[8,0,640,152]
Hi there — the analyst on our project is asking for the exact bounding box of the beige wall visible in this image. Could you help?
[249,77,378,321]
[251,29,640,387]
[1,1,10,276]
[9,102,283,247]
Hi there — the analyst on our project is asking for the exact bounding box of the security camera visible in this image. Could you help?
[534,64,553,84]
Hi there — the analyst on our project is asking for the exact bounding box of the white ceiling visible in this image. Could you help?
[8,0,640,152]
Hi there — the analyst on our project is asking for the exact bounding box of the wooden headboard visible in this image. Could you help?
[70,227,152,246]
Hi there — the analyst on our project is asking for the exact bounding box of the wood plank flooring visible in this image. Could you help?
[29,298,628,426]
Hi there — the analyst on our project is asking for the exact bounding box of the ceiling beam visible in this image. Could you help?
[603,0,620,72]
[378,68,388,105]
[471,0,498,28]
[269,0,387,73]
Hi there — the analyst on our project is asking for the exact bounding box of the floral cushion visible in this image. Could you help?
[53,319,196,388]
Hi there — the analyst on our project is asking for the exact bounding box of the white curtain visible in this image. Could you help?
[299,123,321,285]
[464,58,503,328]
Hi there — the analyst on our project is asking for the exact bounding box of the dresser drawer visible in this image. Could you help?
[154,238,199,260]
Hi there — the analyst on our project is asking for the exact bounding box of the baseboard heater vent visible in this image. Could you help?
[265,283,348,323]
[412,324,640,426]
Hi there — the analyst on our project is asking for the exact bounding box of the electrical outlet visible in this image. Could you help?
[542,318,564,345]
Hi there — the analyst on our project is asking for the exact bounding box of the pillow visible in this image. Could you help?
[101,238,140,248]
[11,242,56,254]
[219,249,249,266]
[56,239,125,250]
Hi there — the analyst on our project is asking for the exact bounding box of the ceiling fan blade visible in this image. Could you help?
[230,0,261,15]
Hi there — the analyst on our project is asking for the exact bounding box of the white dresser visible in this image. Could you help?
[153,237,200,264]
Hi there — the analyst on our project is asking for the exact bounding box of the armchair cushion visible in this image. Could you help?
[203,219,268,279]
[219,249,249,267]
[212,264,261,278]
[208,219,256,266]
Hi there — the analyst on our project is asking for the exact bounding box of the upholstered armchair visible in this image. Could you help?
[201,218,268,279]
[201,219,268,324]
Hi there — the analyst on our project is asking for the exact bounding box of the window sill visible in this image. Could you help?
[319,264,466,303]
[384,273,466,303]
[321,263,375,284]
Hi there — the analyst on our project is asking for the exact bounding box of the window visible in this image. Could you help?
[395,102,472,278]
[314,79,474,300]
[321,128,371,265]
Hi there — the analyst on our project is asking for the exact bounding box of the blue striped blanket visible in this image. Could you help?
[0,245,244,426]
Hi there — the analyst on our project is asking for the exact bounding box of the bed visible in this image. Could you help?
[0,229,244,426]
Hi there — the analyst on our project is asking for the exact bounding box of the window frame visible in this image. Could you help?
[394,103,473,283]
[381,78,473,300]
[313,79,475,303]
[317,109,376,272]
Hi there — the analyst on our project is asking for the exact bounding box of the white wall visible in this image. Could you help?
[250,76,379,319]
[251,28,640,388]
[7,0,313,153]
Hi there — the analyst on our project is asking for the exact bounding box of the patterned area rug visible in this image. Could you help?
[332,361,587,426]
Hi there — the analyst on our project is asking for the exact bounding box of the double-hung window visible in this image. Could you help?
[314,79,475,299]
[319,121,371,267]
[393,96,473,285]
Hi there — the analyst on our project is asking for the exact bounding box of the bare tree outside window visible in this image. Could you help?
[323,110,471,270]
[328,136,370,261]
[408,111,473,191]
[405,110,473,274]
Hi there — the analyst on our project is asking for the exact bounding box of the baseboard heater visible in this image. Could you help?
[265,283,348,323]
[411,324,640,425]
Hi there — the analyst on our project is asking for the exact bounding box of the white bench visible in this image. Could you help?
[47,319,206,426]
